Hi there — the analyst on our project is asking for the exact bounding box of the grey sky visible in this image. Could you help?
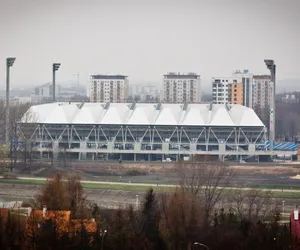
[0,0,299,92]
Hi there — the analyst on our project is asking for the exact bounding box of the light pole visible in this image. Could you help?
[6,57,16,144]
[264,59,276,152]
[52,63,61,102]
[100,229,107,250]
[193,242,209,250]
[136,194,139,209]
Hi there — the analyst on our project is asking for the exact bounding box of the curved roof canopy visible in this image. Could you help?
[20,102,265,127]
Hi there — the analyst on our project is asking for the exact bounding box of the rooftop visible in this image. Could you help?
[164,73,200,79]
[91,75,127,80]
[21,102,265,127]
[253,75,271,79]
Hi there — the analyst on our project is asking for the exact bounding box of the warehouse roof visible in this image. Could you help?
[20,102,265,127]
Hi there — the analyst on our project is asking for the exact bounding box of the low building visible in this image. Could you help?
[26,207,97,238]
[34,82,59,98]
[290,208,300,247]
[281,93,300,104]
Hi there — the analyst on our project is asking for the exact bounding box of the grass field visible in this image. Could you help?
[1,178,300,199]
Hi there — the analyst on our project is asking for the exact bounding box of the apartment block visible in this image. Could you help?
[212,70,253,107]
[253,75,273,109]
[212,77,232,104]
[229,83,244,105]
[90,75,129,103]
[163,73,201,103]
[252,75,274,126]
[232,70,253,108]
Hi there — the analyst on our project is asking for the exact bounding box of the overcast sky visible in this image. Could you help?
[0,0,299,92]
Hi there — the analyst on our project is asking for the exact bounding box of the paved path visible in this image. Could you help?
[13,176,300,193]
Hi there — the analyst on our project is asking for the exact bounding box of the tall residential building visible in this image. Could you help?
[212,77,234,104]
[212,70,253,107]
[232,70,253,108]
[229,82,244,104]
[253,75,273,109]
[90,75,129,103]
[252,75,273,126]
[163,73,201,103]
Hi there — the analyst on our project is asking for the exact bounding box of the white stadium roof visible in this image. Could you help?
[21,102,265,127]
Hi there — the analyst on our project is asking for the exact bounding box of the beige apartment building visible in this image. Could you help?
[163,73,201,103]
[90,75,129,103]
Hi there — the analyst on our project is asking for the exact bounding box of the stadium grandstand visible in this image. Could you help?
[18,102,297,162]
[257,141,298,151]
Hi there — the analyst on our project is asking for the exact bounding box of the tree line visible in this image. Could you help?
[0,162,298,249]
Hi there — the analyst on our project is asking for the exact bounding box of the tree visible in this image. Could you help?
[36,172,71,210]
[0,144,9,174]
[0,211,25,250]
[177,161,234,222]
[228,188,279,222]
[139,188,165,250]
[67,175,85,215]
[160,189,204,250]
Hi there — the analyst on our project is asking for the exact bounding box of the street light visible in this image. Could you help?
[264,59,276,152]
[52,63,61,102]
[6,57,16,144]
[136,194,139,209]
[193,242,209,250]
[100,229,107,250]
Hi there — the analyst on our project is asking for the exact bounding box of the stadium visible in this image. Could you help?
[18,101,288,162]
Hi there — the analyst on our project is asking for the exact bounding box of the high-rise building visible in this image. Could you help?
[212,70,253,107]
[90,75,129,103]
[253,75,273,109]
[252,75,273,126]
[232,70,253,108]
[163,73,201,103]
[212,77,232,104]
[229,82,244,105]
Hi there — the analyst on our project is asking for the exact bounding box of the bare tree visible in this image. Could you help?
[0,144,9,174]
[159,189,204,250]
[228,188,279,222]
[176,160,234,221]
[16,105,39,172]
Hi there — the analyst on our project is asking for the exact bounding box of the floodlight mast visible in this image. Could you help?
[264,59,276,152]
[52,63,61,102]
[6,57,16,144]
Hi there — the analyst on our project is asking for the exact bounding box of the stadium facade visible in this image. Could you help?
[19,102,268,161]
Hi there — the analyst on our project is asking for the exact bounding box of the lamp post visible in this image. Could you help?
[193,242,209,250]
[6,57,16,144]
[100,229,107,250]
[136,194,139,209]
[52,63,61,102]
[264,59,276,152]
